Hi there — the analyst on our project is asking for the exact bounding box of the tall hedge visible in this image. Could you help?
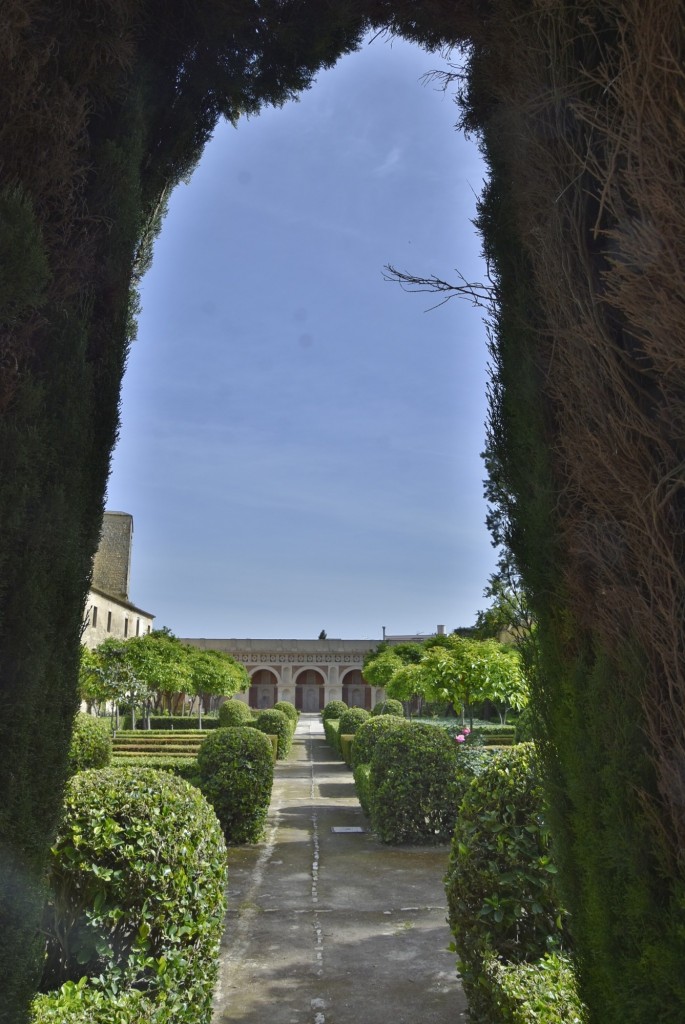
[460,3,685,1020]
[0,8,368,1019]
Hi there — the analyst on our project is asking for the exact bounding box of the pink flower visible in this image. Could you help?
[463,728,471,736]
[456,734,466,743]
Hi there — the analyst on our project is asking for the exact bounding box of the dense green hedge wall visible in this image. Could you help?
[369,722,460,844]
[371,699,404,717]
[322,700,348,722]
[445,745,568,1023]
[350,715,408,770]
[67,714,112,774]
[38,767,227,1023]
[480,952,586,1024]
[253,708,292,760]
[197,727,274,843]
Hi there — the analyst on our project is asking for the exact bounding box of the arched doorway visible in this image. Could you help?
[249,668,278,709]
[295,669,325,712]
[341,669,371,710]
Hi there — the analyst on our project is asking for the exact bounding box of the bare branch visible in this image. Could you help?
[383,263,493,312]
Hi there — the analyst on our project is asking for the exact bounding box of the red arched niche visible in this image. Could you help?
[295,668,325,712]
[342,669,371,709]
[249,668,278,709]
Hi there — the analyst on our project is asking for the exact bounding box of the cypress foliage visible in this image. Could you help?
[460,2,685,1020]
[0,5,366,1021]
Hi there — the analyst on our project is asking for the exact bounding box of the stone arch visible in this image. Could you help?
[249,667,279,710]
[295,668,325,713]
[341,668,371,710]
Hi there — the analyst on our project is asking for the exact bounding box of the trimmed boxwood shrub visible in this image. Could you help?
[39,767,227,1023]
[445,744,569,1023]
[337,707,370,739]
[218,699,254,727]
[369,723,461,844]
[67,714,112,774]
[253,708,292,759]
[197,727,274,843]
[371,698,405,717]
[351,715,409,770]
[480,952,587,1024]
[273,700,298,726]
[322,699,347,722]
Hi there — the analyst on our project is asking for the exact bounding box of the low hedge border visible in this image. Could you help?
[340,734,354,766]
[121,715,221,730]
[323,717,341,752]
[353,763,373,817]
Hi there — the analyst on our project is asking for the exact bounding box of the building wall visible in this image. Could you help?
[83,590,154,650]
[183,637,385,709]
[92,511,133,601]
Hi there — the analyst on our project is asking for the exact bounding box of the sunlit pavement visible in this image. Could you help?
[212,713,468,1024]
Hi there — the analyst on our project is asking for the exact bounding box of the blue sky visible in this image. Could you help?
[106,33,497,641]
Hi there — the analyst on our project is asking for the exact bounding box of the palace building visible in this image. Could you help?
[182,636,381,711]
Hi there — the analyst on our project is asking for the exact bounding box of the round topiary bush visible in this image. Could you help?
[67,713,112,774]
[444,744,569,1022]
[197,726,274,843]
[322,699,348,722]
[351,714,409,770]
[218,698,254,727]
[369,722,460,844]
[273,700,298,726]
[41,766,227,1016]
[338,707,370,738]
[371,698,405,717]
[253,708,292,759]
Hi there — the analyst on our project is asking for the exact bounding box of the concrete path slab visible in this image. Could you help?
[212,714,468,1024]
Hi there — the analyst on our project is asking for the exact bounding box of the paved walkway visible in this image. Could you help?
[212,714,468,1024]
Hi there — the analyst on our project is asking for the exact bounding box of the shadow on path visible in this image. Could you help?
[212,714,468,1024]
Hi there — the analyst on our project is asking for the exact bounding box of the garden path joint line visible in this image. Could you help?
[212,713,467,1024]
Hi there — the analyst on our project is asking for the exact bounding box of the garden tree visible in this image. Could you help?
[185,646,250,714]
[361,647,404,690]
[473,566,535,645]
[77,645,105,713]
[94,637,153,730]
[412,638,525,728]
[384,662,432,712]
[124,630,193,715]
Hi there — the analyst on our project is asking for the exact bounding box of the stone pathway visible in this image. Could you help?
[211,714,468,1024]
